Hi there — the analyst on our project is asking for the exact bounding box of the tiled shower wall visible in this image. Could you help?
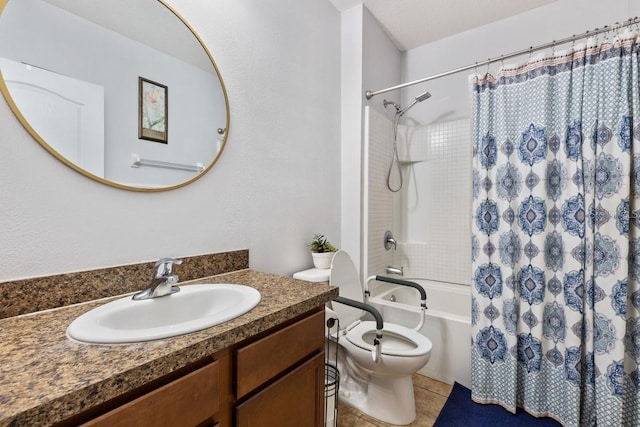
[366,107,471,286]
[398,118,471,285]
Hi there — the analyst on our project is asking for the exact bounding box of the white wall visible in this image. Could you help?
[402,0,635,121]
[0,0,341,281]
[341,5,402,275]
[362,8,402,105]
[340,5,364,274]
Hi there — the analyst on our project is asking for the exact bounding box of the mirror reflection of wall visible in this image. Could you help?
[0,0,229,190]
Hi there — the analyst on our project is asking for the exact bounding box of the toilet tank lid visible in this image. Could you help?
[293,268,330,282]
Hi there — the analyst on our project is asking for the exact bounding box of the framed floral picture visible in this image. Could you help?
[138,77,168,143]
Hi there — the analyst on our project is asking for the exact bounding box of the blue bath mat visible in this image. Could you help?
[433,382,562,427]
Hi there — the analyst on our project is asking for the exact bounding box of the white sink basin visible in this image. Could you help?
[67,284,261,344]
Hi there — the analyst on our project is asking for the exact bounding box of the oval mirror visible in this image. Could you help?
[0,0,229,191]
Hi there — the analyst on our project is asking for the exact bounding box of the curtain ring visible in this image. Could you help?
[612,21,619,30]
[551,40,556,56]
[614,22,623,43]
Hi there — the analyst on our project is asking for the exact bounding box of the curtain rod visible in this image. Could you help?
[365,16,640,100]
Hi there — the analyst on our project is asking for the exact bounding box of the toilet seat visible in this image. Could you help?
[345,321,432,357]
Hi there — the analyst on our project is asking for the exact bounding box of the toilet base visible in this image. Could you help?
[339,373,416,425]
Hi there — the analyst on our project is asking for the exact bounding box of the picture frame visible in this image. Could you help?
[138,77,168,143]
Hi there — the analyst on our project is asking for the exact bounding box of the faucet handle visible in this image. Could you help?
[154,257,183,277]
[384,230,397,251]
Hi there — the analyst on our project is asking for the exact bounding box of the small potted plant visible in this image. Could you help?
[309,233,338,269]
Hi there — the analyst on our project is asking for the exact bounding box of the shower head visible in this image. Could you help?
[415,91,432,102]
[399,90,431,116]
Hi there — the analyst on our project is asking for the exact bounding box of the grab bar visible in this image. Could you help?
[365,275,427,331]
[333,296,383,363]
[130,153,204,173]
[374,276,427,305]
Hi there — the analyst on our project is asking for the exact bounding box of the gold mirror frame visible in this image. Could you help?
[0,0,230,192]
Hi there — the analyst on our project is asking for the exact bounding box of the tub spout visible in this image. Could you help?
[386,265,403,276]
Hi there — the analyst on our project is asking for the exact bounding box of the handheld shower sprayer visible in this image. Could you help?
[382,91,431,116]
[384,89,431,193]
[398,91,431,116]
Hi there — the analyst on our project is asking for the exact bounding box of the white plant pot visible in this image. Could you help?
[311,252,335,269]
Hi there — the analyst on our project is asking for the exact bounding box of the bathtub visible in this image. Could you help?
[368,279,471,388]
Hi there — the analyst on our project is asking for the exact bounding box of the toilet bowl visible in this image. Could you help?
[327,251,432,426]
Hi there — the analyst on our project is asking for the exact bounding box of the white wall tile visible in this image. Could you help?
[365,107,394,279]
[368,117,472,285]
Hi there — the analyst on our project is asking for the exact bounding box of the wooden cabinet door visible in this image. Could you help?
[236,310,324,398]
[82,361,220,427]
[236,353,325,427]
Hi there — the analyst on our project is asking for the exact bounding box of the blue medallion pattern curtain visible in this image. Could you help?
[471,33,640,427]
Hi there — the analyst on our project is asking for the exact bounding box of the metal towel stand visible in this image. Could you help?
[325,317,340,427]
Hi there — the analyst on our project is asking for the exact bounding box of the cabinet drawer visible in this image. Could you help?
[82,361,219,427]
[236,352,325,427]
[236,309,324,398]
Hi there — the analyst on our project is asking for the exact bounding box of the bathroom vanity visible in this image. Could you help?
[69,308,325,427]
[0,253,337,427]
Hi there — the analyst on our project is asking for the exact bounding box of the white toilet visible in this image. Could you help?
[327,251,432,425]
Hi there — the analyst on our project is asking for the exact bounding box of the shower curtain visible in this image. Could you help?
[471,32,640,427]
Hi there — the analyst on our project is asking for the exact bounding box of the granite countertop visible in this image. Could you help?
[0,269,337,426]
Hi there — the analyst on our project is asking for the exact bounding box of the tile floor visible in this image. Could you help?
[335,374,453,427]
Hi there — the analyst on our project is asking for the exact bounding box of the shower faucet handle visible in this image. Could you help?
[384,230,397,251]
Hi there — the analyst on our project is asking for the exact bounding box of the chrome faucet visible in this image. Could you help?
[386,265,404,276]
[132,257,183,300]
[384,230,397,251]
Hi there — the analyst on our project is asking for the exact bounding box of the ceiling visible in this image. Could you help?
[330,0,558,51]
